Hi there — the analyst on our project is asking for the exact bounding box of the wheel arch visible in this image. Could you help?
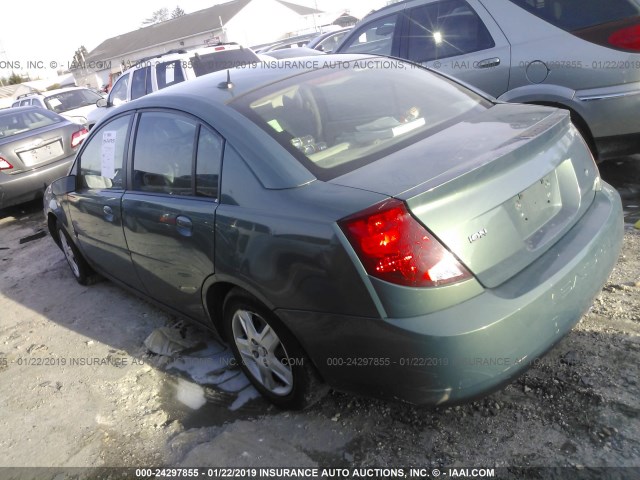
[202,278,276,339]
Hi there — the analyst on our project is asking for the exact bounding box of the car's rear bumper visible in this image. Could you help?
[0,156,73,210]
[278,183,624,405]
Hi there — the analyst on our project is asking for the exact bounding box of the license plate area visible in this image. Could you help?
[512,171,562,239]
[18,140,64,167]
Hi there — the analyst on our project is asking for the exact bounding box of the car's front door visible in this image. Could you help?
[67,113,143,288]
[400,0,511,97]
[121,111,223,322]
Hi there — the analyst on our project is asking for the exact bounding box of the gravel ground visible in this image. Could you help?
[0,199,638,479]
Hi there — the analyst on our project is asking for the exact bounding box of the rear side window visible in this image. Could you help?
[508,0,640,31]
[132,112,197,196]
[340,14,399,56]
[407,0,495,63]
[79,115,131,190]
[0,109,62,139]
[156,60,185,89]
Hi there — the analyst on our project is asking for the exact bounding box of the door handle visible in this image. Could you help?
[103,205,114,222]
[175,215,193,237]
[477,57,501,69]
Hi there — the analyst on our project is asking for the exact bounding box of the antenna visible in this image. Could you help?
[218,70,234,90]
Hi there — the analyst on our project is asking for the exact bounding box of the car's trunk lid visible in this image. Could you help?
[0,124,74,175]
[331,104,599,288]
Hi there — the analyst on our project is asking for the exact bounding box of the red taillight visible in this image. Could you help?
[0,157,13,171]
[71,128,89,148]
[339,199,472,288]
[214,46,226,51]
[609,24,640,51]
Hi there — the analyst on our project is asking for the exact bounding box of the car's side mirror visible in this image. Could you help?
[96,98,108,108]
[51,175,77,195]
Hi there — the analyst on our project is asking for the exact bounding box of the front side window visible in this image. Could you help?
[79,115,131,190]
[407,0,495,63]
[317,31,350,53]
[132,112,197,196]
[339,14,399,56]
[232,60,490,181]
[109,74,130,106]
[131,67,151,100]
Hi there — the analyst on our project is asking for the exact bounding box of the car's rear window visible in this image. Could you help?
[231,60,491,180]
[0,109,62,139]
[508,0,640,31]
[190,49,260,77]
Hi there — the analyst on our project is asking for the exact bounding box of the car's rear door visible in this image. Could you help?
[66,113,143,288]
[121,110,222,322]
[399,0,511,97]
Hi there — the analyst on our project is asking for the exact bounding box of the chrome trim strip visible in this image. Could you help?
[577,90,640,102]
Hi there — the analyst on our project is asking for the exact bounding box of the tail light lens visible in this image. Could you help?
[71,128,89,148]
[0,157,13,171]
[608,24,640,51]
[573,18,640,52]
[339,199,472,288]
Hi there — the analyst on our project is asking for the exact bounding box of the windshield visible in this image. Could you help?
[231,60,491,180]
[0,109,62,139]
[44,89,102,113]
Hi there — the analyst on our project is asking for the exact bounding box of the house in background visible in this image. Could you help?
[73,0,323,89]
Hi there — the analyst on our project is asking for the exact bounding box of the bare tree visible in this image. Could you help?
[142,8,169,26]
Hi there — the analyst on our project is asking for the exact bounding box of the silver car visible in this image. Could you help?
[336,0,640,160]
[0,107,87,209]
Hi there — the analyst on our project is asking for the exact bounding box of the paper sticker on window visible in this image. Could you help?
[166,65,175,84]
[48,98,62,108]
[101,131,117,178]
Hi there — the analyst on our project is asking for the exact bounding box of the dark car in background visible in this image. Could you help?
[45,55,623,409]
[336,0,640,160]
[0,107,87,209]
[306,28,352,53]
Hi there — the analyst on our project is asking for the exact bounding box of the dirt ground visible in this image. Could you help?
[0,197,639,478]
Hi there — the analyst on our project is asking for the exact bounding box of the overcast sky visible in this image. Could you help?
[0,0,387,79]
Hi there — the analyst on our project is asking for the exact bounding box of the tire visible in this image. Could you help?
[57,224,100,286]
[223,289,328,409]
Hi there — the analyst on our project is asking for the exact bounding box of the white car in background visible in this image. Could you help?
[87,43,262,128]
[12,87,103,126]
